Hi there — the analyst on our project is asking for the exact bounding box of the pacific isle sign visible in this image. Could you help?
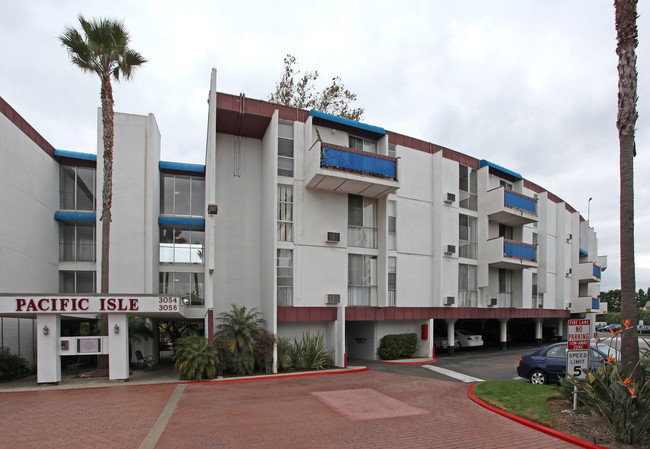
[0,295,183,316]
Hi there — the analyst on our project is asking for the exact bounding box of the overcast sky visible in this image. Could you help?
[2,1,648,292]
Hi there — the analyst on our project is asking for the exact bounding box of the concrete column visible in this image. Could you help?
[445,319,457,356]
[334,304,346,367]
[499,318,509,350]
[108,314,129,381]
[37,314,61,384]
[557,318,565,341]
[534,318,543,346]
[427,318,434,359]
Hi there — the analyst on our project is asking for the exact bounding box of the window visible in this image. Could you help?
[458,264,477,307]
[532,272,539,307]
[159,225,204,264]
[278,121,294,177]
[59,271,96,293]
[388,256,396,306]
[499,269,513,293]
[160,174,205,217]
[532,232,538,246]
[499,224,514,240]
[579,282,589,297]
[159,272,204,306]
[60,221,95,262]
[388,200,397,250]
[348,254,377,306]
[500,179,513,190]
[60,166,95,211]
[388,143,396,158]
[277,185,293,242]
[459,215,477,259]
[277,249,293,306]
[348,195,377,249]
[349,135,377,153]
[459,165,477,211]
[545,344,567,358]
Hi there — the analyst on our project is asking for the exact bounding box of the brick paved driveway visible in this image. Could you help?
[0,370,581,448]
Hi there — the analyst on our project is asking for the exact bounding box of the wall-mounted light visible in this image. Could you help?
[207,204,218,215]
[114,324,120,334]
[43,325,49,336]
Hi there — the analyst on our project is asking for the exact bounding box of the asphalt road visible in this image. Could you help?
[356,344,539,383]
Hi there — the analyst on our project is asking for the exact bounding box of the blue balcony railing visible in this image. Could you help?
[504,190,536,214]
[503,239,536,261]
[593,264,601,278]
[591,298,600,310]
[321,143,397,180]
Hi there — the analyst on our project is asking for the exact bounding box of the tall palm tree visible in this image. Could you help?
[615,0,640,374]
[59,15,147,294]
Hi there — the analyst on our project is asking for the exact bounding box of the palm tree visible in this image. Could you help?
[615,0,640,374]
[215,304,266,355]
[59,15,147,294]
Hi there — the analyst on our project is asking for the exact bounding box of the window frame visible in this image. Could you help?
[277,185,293,242]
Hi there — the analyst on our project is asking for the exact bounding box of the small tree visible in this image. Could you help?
[269,54,364,121]
[216,304,266,355]
[173,334,220,381]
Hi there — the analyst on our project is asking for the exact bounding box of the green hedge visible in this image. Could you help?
[377,333,417,360]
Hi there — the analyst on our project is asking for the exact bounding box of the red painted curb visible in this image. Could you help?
[0,367,371,394]
[467,383,607,449]
[377,358,437,365]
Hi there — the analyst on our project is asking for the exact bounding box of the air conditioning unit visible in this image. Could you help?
[326,232,340,243]
[326,294,340,304]
[445,245,456,255]
[444,192,455,204]
[445,296,455,306]
[538,304,544,308]
[489,298,497,307]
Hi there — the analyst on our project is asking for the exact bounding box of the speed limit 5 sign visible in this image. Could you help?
[567,349,589,378]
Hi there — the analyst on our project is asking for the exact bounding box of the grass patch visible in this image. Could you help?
[472,381,562,426]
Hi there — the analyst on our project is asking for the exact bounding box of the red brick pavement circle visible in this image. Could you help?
[0,371,583,449]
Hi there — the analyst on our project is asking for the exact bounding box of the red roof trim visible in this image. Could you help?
[0,96,56,159]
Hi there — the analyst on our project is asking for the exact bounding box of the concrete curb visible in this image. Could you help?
[466,383,607,449]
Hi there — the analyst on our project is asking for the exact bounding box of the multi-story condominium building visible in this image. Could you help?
[0,69,606,380]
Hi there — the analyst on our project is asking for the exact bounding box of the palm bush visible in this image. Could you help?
[229,350,255,376]
[216,304,266,354]
[173,334,220,381]
[287,332,333,371]
[276,337,291,372]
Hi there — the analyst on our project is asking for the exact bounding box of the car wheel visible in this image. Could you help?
[529,369,547,385]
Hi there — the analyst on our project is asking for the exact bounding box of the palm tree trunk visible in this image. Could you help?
[615,0,639,374]
[100,73,114,294]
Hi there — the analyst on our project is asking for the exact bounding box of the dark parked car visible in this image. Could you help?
[517,342,610,385]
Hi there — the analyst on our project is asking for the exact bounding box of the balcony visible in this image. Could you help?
[483,187,537,226]
[484,237,537,269]
[571,297,601,313]
[574,262,602,283]
[305,142,399,198]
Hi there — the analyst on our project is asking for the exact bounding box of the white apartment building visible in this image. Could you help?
[0,69,607,378]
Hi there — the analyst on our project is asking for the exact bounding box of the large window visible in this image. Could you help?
[349,135,377,153]
[458,264,477,307]
[498,268,513,307]
[459,214,477,259]
[159,272,204,306]
[159,225,204,264]
[388,200,397,250]
[348,195,377,249]
[59,271,95,293]
[348,254,377,306]
[277,185,293,242]
[499,224,514,240]
[160,174,205,217]
[60,166,95,211]
[60,221,95,262]
[277,249,293,306]
[278,121,294,177]
[388,256,396,306]
[459,165,477,211]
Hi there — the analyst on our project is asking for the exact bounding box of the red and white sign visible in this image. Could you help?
[568,319,590,350]
[0,295,184,316]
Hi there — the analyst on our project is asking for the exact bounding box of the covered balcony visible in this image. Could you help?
[570,297,602,313]
[305,141,399,198]
[483,187,537,226]
[574,262,602,283]
[484,237,537,270]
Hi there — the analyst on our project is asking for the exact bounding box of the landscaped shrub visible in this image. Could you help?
[377,333,417,360]
[228,350,255,376]
[0,347,31,381]
[287,332,333,371]
[173,334,220,381]
[276,336,291,372]
[253,330,276,374]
